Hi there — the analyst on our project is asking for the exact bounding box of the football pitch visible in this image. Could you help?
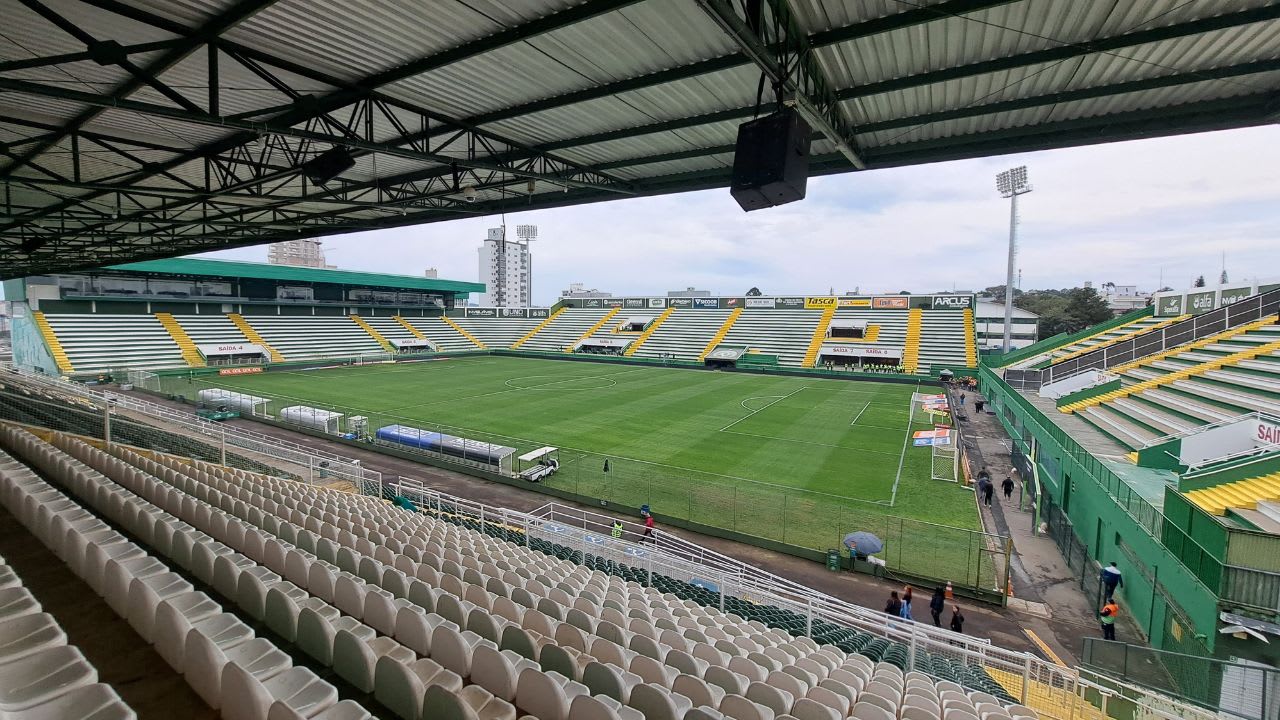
[171,356,987,581]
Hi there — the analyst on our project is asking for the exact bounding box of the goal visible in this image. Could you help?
[909,392,959,483]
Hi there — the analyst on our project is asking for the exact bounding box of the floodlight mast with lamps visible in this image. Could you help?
[995,166,1032,353]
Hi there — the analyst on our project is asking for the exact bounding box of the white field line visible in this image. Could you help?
[718,386,807,432]
[850,401,871,426]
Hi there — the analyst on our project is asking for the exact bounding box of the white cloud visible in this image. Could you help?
[204,125,1280,303]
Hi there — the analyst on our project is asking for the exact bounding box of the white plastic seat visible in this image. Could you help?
[373,655,463,720]
[0,588,41,623]
[0,613,65,664]
[184,635,291,709]
[0,682,134,720]
[296,609,373,666]
[675,673,726,710]
[471,645,534,702]
[155,607,252,672]
[569,693,646,720]
[629,682,693,720]
[516,668,589,720]
[852,701,896,720]
[860,691,899,715]
[431,624,488,679]
[747,681,794,717]
[222,664,337,720]
[267,699,371,720]
[332,631,413,693]
[792,697,840,720]
[0,645,97,711]
[126,574,195,643]
[101,555,167,617]
[720,693,776,720]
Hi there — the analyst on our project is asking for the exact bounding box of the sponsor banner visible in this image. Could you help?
[775,297,804,308]
[1257,421,1280,447]
[918,393,947,401]
[931,295,972,309]
[912,429,952,447]
[838,298,872,307]
[465,307,498,318]
[198,343,263,356]
[583,298,604,308]
[605,299,625,308]
[745,297,774,308]
[391,339,432,349]
[723,297,741,308]
[819,344,902,359]
[647,298,667,309]
[499,308,526,318]
[1156,294,1183,316]
[692,298,720,309]
[805,296,837,309]
[1187,290,1216,314]
[578,337,630,348]
[528,308,550,318]
[218,366,263,376]
[1220,287,1253,307]
[667,297,693,308]
[873,296,909,309]
[624,298,646,308]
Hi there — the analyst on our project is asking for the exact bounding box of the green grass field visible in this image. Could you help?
[168,356,993,584]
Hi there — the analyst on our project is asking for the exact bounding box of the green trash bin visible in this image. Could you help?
[826,549,841,572]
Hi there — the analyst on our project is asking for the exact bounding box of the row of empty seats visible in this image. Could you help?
[519,310,616,352]
[43,314,185,373]
[0,501,136,719]
[631,310,733,361]
[1072,320,1280,450]
[1009,314,1172,369]
[0,418,1034,720]
[718,311,825,367]
[241,317,386,360]
[359,316,424,345]
[916,313,970,372]
[452,317,546,349]
[407,318,482,352]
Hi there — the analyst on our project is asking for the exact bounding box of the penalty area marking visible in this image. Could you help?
[719,386,807,432]
[504,374,619,391]
[849,401,871,426]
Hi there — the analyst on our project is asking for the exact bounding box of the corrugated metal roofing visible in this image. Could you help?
[1,0,1277,277]
[109,257,484,293]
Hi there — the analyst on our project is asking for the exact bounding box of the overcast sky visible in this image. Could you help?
[199,125,1280,306]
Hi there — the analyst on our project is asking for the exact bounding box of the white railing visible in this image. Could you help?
[4,365,379,487]
[1142,411,1278,449]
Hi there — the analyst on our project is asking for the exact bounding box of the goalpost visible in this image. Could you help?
[909,392,959,483]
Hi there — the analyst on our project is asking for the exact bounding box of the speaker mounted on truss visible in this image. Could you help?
[301,146,356,185]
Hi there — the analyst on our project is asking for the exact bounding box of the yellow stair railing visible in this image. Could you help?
[228,314,284,362]
[623,307,675,356]
[511,307,565,349]
[902,308,923,373]
[1062,325,1280,414]
[1050,314,1190,365]
[697,307,743,361]
[155,312,205,367]
[350,315,394,352]
[32,311,74,374]
[393,316,428,340]
[441,316,486,349]
[565,307,622,352]
[801,304,838,367]
[963,308,978,367]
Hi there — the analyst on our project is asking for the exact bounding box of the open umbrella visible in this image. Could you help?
[843,531,884,556]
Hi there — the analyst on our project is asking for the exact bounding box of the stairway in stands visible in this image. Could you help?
[350,315,394,352]
[31,311,74,374]
[227,314,285,362]
[623,307,675,356]
[801,304,838,367]
[902,308,922,373]
[155,313,205,367]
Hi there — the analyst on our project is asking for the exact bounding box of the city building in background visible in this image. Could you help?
[478,225,534,307]
[1098,282,1152,315]
[560,283,612,299]
[267,239,334,268]
[974,300,1038,350]
[667,287,712,298]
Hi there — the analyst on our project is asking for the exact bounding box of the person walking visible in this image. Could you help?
[900,586,913,620]
[884,591,902,618]
[641,511,655,543]
[929,587,946,627]
[611,519,624,540]
[1002,476,1014,502]
[1100,599,1119,640]
[982,479,994,506]
[949,605,965,634]
[959,392,966,406]
[1101,562,1124,600]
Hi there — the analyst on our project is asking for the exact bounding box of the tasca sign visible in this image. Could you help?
[931,295,972,309]
[804,297,837,309]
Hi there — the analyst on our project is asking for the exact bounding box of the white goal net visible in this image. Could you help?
[909,392,959,483]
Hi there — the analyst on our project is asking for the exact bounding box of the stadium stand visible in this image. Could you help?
[518,308,616,352]
[359,316,424,346]
[170,315,254,351]
[452,316,546,349]
[0,418,1035,720]
[1185,472,1280,518]
[630,309,733,361]
[155,313,205,367]
[916,312,973,373]
[238,316,386,361]
[717,310,825,367]
[42,313,186,374]
[1041,315,1186,367]
[0,513,136,717]
[1064,319,1280,449]
[403,318,480,352]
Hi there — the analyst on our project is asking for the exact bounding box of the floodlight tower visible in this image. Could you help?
[995,166,1032,353]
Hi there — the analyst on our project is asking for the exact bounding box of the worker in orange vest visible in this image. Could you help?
[1100,599,1119,641]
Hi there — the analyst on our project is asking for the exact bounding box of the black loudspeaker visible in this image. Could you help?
[730,107,811,212]
[301,146,356,185]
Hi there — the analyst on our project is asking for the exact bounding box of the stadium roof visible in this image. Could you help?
[107,257,484,294]
[1,0,1278,279]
